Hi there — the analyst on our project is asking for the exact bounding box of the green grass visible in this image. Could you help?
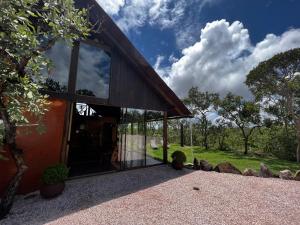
[147,144,300,174]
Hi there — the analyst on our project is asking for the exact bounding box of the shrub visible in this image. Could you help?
[264,128,297,161]
[171,151,187,164]
[42,164,69,185]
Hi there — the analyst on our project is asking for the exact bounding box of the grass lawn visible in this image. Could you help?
[147,144,300,174]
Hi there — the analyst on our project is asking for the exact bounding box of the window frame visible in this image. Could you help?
[43,39,113,105]
[74,40,112,100]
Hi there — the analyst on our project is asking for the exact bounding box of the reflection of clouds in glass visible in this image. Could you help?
[76,43,111,98]
[44,41,71,89]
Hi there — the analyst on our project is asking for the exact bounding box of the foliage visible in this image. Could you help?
[263,126,297,161]
[147,144,300,174]
[0,0,90,125]
[41,164,69,185]
[210,118,230,151]
[246,48,300,161]
[0,0,90,218]
[215,93,261,154]
[184,87,218,149]
[171,150,187,164]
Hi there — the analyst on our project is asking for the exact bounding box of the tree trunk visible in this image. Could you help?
[203,118,209,150]
[292,118,300,163]
[297,142,300,163]
[296,119,300,163]
[180,123,184,147]
[0,102,28,219]
[244,139,248,155]
[243,135,249,155]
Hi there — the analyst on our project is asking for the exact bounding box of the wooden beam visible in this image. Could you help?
[163,112,168,164]
[180,123,184,147]
[60,102,74,164]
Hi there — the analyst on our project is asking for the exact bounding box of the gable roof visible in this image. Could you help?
[75,0,191,117]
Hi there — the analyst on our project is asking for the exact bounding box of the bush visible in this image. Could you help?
[171,151,187,164]
[264,128,297,161]
[42,164,69,185]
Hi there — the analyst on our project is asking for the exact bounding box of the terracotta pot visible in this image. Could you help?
[40,182,65,199]
[172,161,184,170]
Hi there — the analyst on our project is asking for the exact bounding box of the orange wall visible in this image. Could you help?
[0,99,67,195]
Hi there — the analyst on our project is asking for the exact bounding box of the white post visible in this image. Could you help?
[190,119,193,146]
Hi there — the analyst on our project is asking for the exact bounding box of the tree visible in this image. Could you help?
[0,0,90,218]
[246,48,300,162]
[216,93,261,154]
[211,118,230,151]
[184,87,218,149]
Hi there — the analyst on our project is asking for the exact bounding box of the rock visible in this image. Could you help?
[279,170,294,180]
[243,168,258,176]
[193,158,200,170]
[185,163,194,170]
[294,170,300,181]
[214,162,242,175]
[259,163,273,178]
[200,160,213,171]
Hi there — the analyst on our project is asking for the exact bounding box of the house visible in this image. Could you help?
[0,0,191,195]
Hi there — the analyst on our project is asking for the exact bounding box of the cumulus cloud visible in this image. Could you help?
[163,20,300,98]
[96,0,216,33]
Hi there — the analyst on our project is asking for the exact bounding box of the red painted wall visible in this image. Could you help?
[0,99,67,195]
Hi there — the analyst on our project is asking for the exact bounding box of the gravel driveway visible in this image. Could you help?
[2,165,300,225]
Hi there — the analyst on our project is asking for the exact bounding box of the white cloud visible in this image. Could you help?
[97,0,216,33]
[162,20,300,98]
[96,0,125,15]
[154,55,170,77]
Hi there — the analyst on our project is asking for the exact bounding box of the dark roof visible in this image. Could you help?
[75,0,191,117]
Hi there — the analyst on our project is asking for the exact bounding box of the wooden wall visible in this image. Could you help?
[109,49,169,112]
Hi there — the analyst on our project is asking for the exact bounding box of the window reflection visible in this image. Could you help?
[76,42,111,99]
[42,40,71,92]
[118,108,163,169]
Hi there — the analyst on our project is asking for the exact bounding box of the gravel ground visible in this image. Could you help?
[2,165,300,225]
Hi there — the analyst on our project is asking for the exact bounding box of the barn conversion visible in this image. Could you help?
[0,0,191,194]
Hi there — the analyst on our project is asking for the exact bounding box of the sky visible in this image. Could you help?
[96,0,300,99]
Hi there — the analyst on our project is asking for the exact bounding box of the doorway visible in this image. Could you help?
[67,103,121,176]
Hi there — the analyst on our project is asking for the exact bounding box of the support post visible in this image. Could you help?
[163,112,168,164]
[180,123,184,147]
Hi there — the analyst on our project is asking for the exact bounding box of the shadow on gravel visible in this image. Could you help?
[2,165,193,225]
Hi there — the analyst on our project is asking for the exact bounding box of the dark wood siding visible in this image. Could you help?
[109,50,168,111]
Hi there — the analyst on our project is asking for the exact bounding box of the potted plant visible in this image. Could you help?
[40,164,69,199]
[171,151,187,170]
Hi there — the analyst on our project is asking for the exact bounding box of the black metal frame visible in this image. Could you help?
[44,39,113,106]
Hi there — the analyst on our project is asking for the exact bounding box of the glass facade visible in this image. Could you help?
[76,42,111,98]
[43,40,72,92]
[146,111,164,166]
[118,108,164,169]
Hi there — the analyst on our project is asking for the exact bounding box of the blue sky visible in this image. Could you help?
[97,0,300,98]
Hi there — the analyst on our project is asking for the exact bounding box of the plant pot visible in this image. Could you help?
[172,161,184,170]
[40,182,65,199]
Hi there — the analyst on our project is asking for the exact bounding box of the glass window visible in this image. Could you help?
[76,42,111,99]
[42,40,71,92]
[145,110,164,166]
[118,109,163,169]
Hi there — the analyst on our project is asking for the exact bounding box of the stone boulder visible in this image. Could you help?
[193,158,200,170]
[200,160,213,171]
[243,168,258,176]
[259,163,273,178]
[279,170,294,180]
[214,162,242,175]
[294,170,300,181]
